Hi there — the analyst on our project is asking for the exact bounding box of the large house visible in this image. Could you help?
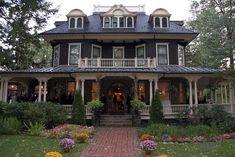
[0,5,234,119]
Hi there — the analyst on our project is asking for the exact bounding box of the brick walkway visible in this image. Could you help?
[80,127,140,157]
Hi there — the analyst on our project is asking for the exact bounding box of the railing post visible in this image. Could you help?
[147,57,150,67]
[135,57,137,67]
[153,57,157,67]
[85,58,88,67]
[97,58,101,67]
[78,58,82,67]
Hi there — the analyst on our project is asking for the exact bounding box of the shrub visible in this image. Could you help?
[24,121,45,136]
[0,117,21,134]
[0,101,7,118]
[72,90,86,125]
[130,99,145,111]
[150,90,163,124]
[87,99,103,110]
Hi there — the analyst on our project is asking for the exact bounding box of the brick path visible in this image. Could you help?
[80,127,140,157]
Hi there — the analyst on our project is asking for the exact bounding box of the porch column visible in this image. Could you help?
[3,80,8,102]
[75,78,80,90]
[149,80,153,105]
[154,78,159,91]
[81,79,85,101]
[134,77,138,98]
[189,80,193,114]
[0,80,3,101]
[38,80,42,102]
[194,80,198,105]
[96,78,100,98]
[225,84,228,104]
[43,80,47,102]
[221,84,224,104]
[229,82,234,113]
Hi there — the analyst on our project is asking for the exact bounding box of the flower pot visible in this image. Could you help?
[145,150,152,157]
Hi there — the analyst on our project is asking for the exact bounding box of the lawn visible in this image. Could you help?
[152,139,235,157]
[0,135,87,157]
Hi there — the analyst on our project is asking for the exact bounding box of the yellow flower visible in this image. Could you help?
[45,151,62,157]
[156,154,169,157]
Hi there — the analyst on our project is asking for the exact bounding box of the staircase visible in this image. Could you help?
[99,114,132,126]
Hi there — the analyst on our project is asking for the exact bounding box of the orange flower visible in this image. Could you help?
[140,134,152,141]
[156,154,169,157]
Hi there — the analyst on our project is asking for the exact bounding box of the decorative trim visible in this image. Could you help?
[156,43,169,65]
[68,43,82,65]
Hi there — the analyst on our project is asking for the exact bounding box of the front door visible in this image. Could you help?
[113,47,124,66]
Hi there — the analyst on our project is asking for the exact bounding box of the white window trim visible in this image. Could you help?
[69,17,84,29]
[178,44,185,66]
[135,44,146,58]
[113,46,125,59]
[103,16,134,28]
[153,17,169,28]
[53,45,60,66]
[156,43,169,65]
[91,44,102,58]
[68,43,82,65]
[103,17,111,28]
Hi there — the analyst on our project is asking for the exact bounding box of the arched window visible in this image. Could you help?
[119,17,124,28]
[104,17,110,28]
[162,17,168,27]
[113,17,118,28]
[77,18,83,28]
[155,17,160,27]
[69,18,75,29]
[127,17,133,27]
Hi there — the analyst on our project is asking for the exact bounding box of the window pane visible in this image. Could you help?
[158,45,168,65]
[113,17,117,28]
[77,18,82,28]
[70,18,75,28]
[137,46,145,58]
[162,17,167,27]
[178,45,184,66]
[53,46,59,66]
[155,17,160,27]
[119,17,124,27]
[127,17,132,27]
[69,44,80,64]
[93,46,101,58]
[104,17,110,27]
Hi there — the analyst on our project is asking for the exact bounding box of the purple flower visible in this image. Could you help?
[140,140,157,151]
[59,138,75,150]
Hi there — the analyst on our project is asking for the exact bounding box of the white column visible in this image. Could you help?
[134,77,138,98]
[189,80,193,114]
[194,80,198,105]
[0,80,3,101]
[229,82,234,113]
[81,79,85,101]
[38,80,42,102]
[149,80,153,105]
[75,78,80,90]
[43,80,47,102]
[225,84,228,104]
[154,78,158,91]
[221,84,224,104]
[3,80,8,102]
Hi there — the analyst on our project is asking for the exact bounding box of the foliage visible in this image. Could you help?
[0,117,21,134]
[150,90,163,124]
[0,0,57,69]
[140,140,157,151]
[72,90,86,125]
[186,0,235,69]
[130,99,145,110]
[0,135,87,157]
[24,121,45,136]
[45,152,62,157]
[59,138,75,151]
[74,132,89,143]
[87,99,104,110]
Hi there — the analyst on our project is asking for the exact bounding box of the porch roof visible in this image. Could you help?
[0,65,218,74]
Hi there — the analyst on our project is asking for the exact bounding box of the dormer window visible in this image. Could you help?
[67,9,87,29]
[113,17,118,28]
[127,17,133,28]
[155,17,160,27]
[162,17,168,27]
[119,17,125,28]
[150,8,171,28]
[104,17,110,28]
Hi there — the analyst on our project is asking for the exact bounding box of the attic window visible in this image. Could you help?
[69,17,84,29]
[104,17,110,28]
[162,17,168,27]
[153,17,169,28]
[103,16,134,28]
[155,17,160,27]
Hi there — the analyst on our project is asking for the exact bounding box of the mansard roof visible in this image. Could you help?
[1,65,217,74]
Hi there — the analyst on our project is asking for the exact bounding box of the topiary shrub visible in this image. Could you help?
[72,90,86,125]
[150,90,163,123]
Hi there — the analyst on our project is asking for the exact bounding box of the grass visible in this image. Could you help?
[151,139,235,157]
[0,135,87,157]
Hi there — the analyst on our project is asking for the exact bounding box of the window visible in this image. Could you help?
[69,18,75,29]
[77,18,83,28]
[68,43,81,65]
[178,45,185,66]
[67,82,75,96]
[162,17,168,27]
[156,43,169,65]
[104,17,110,28]
[138,82,145,102]
[135,44,145,58]
[112,17,118,28]
[119,17,125,28]
[92,44,102,58]
[53,45,60,67]
[127,17,133,28]
[155,17,160,27]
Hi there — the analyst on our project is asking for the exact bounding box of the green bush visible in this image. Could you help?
[72,90,86,125]
[87,99,104,110]
[24,121,45,136]
[130,99,145,110]
[0,117,21,135]
[150,90,163,123]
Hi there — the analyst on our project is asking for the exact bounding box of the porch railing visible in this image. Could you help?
[61,105,93,119]
[79,58,156,68]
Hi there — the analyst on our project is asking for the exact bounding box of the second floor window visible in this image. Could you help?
[53,45,60,67]
[156,43,169,65]
[178,44,185,66]
[136,44,145,58]
[69,43,81,65]
[92,44,102,58]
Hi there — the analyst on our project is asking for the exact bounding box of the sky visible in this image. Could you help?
[46,0,193,30]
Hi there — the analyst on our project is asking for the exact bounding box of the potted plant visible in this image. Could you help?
[59,138,75,153]
[131,98,145,114]
[140,140,157,157]
[87,99,104,115]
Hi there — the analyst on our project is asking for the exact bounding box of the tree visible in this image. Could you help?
[72,90,86,125]
[186,0,235,69]
[0,0,57,69]
[150,90,163,123]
